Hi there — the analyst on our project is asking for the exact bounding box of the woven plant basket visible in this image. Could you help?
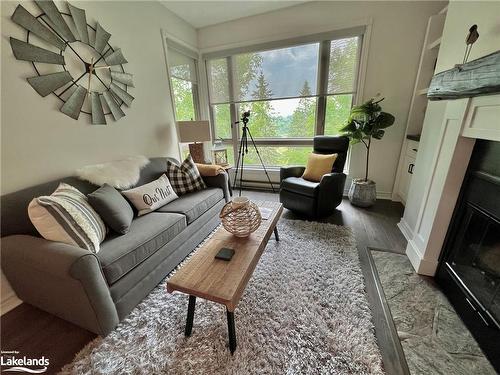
[220,199,262,237]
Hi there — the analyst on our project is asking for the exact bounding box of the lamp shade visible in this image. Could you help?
[177,120,211,143]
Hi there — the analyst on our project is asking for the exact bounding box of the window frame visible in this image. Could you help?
[165,38,201,121]
[203,27,366,170]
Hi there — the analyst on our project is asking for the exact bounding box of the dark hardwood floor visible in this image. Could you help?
[1,303,96,374]
[1,191,407,374]
[244,189,406,254]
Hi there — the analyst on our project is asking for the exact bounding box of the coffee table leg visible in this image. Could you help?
[226,309,237,354]
[273,227,280,241]
[185,295,196,337]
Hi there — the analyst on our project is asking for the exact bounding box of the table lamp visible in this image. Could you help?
[177,120,211,163]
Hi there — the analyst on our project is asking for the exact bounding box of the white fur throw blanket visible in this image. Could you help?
[76,156,150,189]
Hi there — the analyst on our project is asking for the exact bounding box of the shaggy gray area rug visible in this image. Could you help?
[61,219,384,375]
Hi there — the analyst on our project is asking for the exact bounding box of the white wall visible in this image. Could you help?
[1,0,197,195]
[401,0,500,275]
[1,0,196,313]
[435,1,500,74]
[198,1,446,197]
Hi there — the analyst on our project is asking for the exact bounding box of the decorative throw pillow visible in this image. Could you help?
[302,153,338,182]
[195,163,225,177]
[88,184,134,234]
[122,174,178,216]
[166,155,207,195]
[28,183,107,252]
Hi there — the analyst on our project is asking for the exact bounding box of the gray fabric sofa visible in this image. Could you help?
[1,157,230,335]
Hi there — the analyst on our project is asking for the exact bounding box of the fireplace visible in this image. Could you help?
[437,139,500,370]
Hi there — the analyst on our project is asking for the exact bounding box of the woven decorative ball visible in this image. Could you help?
[219,197,262,237]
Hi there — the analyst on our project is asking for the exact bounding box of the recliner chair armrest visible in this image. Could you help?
[1,235,119,335]
[202,172,230,202]
[319,172,346,187]
[280,166,306,181]
[317,172,346,215]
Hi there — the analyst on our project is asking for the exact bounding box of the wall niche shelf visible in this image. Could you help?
[393,3,448,204]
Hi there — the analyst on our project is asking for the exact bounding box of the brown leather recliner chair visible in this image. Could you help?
[279,136,349,217]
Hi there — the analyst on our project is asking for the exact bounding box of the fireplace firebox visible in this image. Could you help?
[437,140,500,371]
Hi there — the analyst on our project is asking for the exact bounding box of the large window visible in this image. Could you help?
[168,42,199,121]
[205,32,361,167]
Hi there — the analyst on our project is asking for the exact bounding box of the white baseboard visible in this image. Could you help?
[376,191,393,200]
[342,188,393,200]
[405,239,438,276]
[397,218,413,241]
[1,293,22,315]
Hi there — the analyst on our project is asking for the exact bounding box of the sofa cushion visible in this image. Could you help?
[28,183,107,252]
[281,177,319,198]
[157,187,223,224]
[88,184,134,234]
[122,174,178,216]
[98,212,186,284]
[166,155,206,196]
[302,153,337,182]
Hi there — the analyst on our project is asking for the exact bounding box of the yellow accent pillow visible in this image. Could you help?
[302,153,338,182]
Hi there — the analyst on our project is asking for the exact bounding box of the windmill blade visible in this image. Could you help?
[94,22,111,54]
[61,86,87,120]
[110,83,134,107]
[35,0,76,42]
[111,71,134,87]
[105,49,128,66]
[27,71,73,97]
[91,93,106,125]
[67,3,88,44]
[102,91,125,120]
[10,38,65,64]
[11,5,66,51]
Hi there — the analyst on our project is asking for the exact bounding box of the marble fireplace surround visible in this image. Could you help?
[398,94,500,276]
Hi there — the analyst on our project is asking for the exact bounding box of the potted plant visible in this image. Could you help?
[340,97,395,207]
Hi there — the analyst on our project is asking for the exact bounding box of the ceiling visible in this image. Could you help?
[160,1,308,29]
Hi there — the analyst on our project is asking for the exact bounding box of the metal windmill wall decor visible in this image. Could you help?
[9,1,134,124]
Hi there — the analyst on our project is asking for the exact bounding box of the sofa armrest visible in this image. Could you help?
[318,172,346,215]
[280,166,306,182]
[1,235,118,335]
[202,172,230,202]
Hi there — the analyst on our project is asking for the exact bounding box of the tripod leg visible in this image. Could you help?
[233,134,245,190]
[239,128,247,196]
[246,128,276,193]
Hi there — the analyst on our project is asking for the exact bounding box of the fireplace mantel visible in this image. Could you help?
[398,94,500,276]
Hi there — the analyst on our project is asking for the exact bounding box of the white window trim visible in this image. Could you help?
[161,30,205,160]
[202,23,372,175]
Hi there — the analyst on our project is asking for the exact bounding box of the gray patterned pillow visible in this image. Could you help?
[28,183,107,252]
[166,155,206,195]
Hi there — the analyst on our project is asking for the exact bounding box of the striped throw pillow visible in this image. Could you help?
[166,155,207,195]
[28,183,107,252]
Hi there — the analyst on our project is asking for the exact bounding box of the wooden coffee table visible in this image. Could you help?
[167,200,283,354]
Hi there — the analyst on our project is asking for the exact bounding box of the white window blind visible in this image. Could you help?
[169,48,197,84]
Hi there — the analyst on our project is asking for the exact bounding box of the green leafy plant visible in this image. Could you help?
[340,98,395,182]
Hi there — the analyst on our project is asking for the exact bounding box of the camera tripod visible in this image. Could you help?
[233,111,275,196]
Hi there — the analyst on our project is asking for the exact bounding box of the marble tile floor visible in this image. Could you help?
[371,249,496,375]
